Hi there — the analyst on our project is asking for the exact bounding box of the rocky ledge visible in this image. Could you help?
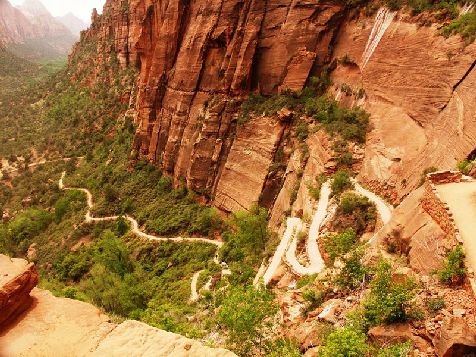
[0,255,236,357]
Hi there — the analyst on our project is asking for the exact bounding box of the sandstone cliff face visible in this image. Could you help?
[71,1,476,212]
[331,13,476,203]
[0,255,236,357]
[71,0,345,212]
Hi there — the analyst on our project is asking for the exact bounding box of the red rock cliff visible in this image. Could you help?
[70,1,476,210]
[70,0,345,211]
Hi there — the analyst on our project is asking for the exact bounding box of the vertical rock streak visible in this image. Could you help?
[361,8,396,70]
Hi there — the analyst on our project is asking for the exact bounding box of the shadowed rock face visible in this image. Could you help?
[70,1,476,211]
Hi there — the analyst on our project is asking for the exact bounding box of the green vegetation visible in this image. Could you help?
[362,260,417,327]
[323,228,358,263]
[426,297,446,313]
[239,74,370,143]
[457,159,474,175]
[307,174,327,200]
[335,247,369,290]
[333,192,377,236]
[319,326,369,357]
[218,286,278,356]
[377,342,413,357]
[437,245,466,284]
[331,170,353,196]
[443,12,476,44]
[220,206,273,284]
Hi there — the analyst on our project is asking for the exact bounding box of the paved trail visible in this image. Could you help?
[436,181,476,273]
[259,178,394,283]
[352,179,393,245]
[59,171,226,301]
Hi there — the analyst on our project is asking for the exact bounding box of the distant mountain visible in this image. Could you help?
[0,0,36,44]
[56,13,88,37]
[0,0,76,59]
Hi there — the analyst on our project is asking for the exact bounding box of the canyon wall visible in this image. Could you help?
[71,0,476,213]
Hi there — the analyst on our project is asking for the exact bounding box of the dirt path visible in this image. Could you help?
[59,171,227,301]
[436,181,476,273]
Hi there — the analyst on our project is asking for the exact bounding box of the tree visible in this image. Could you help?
[218,286,278,356]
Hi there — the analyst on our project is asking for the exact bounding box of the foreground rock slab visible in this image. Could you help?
[0,256,236,357]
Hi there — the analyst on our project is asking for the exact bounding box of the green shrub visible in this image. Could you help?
[457,159,473,175]
[220,205,270,267]
[295,121,309,142]
[218,286,278,356]
[319,326,369,357]
[437,245,466,284]
[426,297,445,313]
[442,12,476,44]
[377,342,413,357]
[266,339,302,357]
[363,260,417,327]
[335,247,369,290]
[331,170,353,196]
[334,192,377,236]
[323,228,357,263]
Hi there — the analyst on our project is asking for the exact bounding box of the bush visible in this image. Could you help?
[334,192,377,236]
[457,159,473,175]
[363,260,417,327]
[437,245,466,285]
[426,297,445,313]
[220,205,270,267]
[331,170,353,196]
[266,339,302,357]
[295,121,309,142]
[335,247,369,290]
[442,12,476,44]
[319,326,369,357]
[323,228,357,263]
[377,342,413,357]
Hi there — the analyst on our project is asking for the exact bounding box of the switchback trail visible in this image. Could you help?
[59,171,228,301]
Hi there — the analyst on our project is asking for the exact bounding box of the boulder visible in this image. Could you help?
[434,317,476,357]
[368,323,428,351]
[0,255,38,328]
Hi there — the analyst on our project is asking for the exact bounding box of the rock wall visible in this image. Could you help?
[421,172,463,241]
[70,1,476,212]
[331,13,476,203]
[70,0,346,212]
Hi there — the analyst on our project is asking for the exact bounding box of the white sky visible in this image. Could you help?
[10,0,106,23]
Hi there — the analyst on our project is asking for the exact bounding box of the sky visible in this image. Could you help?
[9,0,106,23]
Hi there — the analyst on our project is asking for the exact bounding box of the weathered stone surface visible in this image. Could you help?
[379,187,450,274]
[369,323,428,351]
[434,317,476,357]
[0,255,38,328]
[0,256,236,356]
[332,15,476,202]
[214,116,284,212]
[70,0,345,210]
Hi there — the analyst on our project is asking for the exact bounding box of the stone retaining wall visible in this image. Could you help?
[422,171,463,243]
